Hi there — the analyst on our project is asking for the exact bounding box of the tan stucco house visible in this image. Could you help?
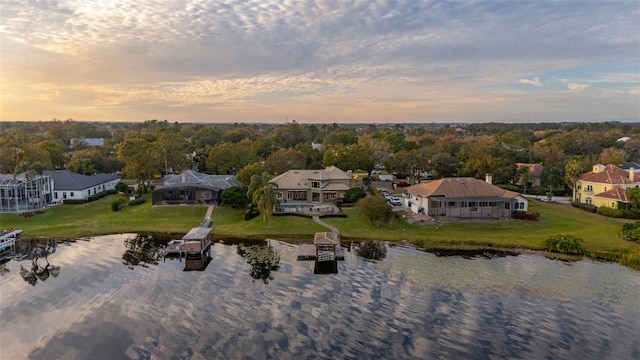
[269,166,352,204]
[575,164,640,208]
[406,177,528,221]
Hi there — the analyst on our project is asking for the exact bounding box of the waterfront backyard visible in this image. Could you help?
[1,194,639,269]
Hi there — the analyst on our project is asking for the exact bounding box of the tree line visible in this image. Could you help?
[2,119,640,195]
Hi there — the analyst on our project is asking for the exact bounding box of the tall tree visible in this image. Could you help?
[252,182,279,227]
[265,148,306,175]
[206,141,258,174]
[599,147,628,166]
[565,156,590,201]
[117,136,160,193]
[237,162,267,187]
[247,172,271,201]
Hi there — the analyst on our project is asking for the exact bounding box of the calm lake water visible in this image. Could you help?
[0,234,639,360]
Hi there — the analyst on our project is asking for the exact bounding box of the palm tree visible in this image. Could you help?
[565,156,587,202]
[247,172,271,200]
[516,166,532,194]
[252,183,279,227]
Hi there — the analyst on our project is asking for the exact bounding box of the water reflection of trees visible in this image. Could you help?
[17,239,61,286]
[356,241,387,260]
[122,234,164,269]
[237,244,280,284]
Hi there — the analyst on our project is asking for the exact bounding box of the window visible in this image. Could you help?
[479,201,488,207]
[459,202,467,207]
[586,197,592,204]
[586,185,593,192]
[604,187,607,192]
[70,192,75,197]
[468,202,476,207]
[612,202,615,208]
[54,193,58,199]
[447,201,457,207]
[311,181,320,188]
[63,192,67,199]
[277,192,283,200]
[505,202,510,209]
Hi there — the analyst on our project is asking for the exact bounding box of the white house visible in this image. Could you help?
[44,170,121,203]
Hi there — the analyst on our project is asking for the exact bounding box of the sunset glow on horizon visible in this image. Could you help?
[1,0,639,124]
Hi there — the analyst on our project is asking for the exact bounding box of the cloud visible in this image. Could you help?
[0,0,638,122]
[567,83,590,91]
[519,77,543,86]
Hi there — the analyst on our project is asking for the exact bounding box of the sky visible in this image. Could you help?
[1,0,639,124]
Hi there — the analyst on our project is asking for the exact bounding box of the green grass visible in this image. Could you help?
[2,195,639,269]
[323,201,640,253]
[0,193,207,238]
[212,207,327,240]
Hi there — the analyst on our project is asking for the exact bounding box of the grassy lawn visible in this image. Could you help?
[2,195,639,269]
[212,207,327,240]
[323,200,640,253]
[0,193,207,238]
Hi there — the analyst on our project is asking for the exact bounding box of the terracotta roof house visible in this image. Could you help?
[152,170,240,205]
[269,166,352,204]
[44,170,120,203]
[406,177,528,221]
[575,164,640,208]
[516,163,544,187]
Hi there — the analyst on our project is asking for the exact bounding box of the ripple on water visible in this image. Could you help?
[1,236,639,360]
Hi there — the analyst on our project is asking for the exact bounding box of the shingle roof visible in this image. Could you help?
[44,170,120,190]
[156,170,240,191]
[579,164,634,185]
[516,163,544,177]
[407,177,520,200]
[270,166,350,189]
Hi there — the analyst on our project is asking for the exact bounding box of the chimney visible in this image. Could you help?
[485,174,493,185]
[630,168,635,182]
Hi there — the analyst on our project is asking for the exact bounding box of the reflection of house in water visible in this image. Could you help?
[297,232,344,274]
[184,255,212,271]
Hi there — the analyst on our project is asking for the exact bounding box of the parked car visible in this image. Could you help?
[395,181,411,187]
[390,197,402,206]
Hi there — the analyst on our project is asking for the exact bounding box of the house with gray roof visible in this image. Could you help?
[44,170,121,203]
[406,177,527,221]
[152,170,240,205]
[269,166,352,204]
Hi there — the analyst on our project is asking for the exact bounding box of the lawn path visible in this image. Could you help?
[312,216,340,236]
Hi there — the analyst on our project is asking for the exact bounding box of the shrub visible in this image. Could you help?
[89,189,117,201]
[620,221,640,242]
[356,195,393,227]
[543,234,585,255]
[221,186,250,208]
[115,182,129,193]
[596,206,624,218]
[357,241,387,260]
[343,187,367,204]
[622,209,640,219]
[129,198,146,206]
[111,197,128,212]
[571,201,597,213]
[514,211,540,221]
[244,205,260,221]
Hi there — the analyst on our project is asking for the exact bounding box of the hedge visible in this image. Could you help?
[63,199,88,204]
[89,189,117,201]
[571,201,597,213]
[596,206,624,218]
